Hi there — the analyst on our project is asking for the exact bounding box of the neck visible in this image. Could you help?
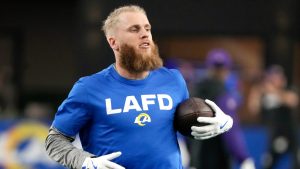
[114,63,149,80]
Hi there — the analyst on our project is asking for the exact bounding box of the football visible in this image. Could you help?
[174,97,214,137]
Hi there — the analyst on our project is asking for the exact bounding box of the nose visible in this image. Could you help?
[140,28,150,39]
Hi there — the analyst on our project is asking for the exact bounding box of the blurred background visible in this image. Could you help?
[0,0,299,169]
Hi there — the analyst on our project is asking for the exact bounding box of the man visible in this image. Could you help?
[45,5,233,169]
[248,65,299,169]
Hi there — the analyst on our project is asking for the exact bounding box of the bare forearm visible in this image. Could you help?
[45,127,94,169]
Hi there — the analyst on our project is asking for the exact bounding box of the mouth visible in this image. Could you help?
[139,42,150,49]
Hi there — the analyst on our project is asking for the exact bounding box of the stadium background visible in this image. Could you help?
[0,0,299,169]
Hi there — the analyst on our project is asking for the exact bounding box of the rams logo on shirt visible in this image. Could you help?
[134,113,151,126]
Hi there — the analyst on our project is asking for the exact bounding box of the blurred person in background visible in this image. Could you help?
[248,65,299,169]
[176,59,199,96]
[45,5,233,169]
[190,49,255,169]
[24,102,53,122]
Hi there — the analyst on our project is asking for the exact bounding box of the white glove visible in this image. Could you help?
[191,99,233,140]
[82,151,125,169]
[240,158,256,169]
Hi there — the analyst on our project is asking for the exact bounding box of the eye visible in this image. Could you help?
[145,25,151,32]
[144,24,151,32]
[130,28,138,32]
[129,26,140,33]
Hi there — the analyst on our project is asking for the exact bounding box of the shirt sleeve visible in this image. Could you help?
[172,69,190,100]
[45,127,94,169]
[52,78,92,137]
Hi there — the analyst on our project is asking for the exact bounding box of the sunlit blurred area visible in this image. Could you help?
[0,0,299,169]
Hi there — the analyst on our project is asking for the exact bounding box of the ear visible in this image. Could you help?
[108,37,119,51]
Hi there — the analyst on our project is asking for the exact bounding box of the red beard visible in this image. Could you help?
[119,42,163,74]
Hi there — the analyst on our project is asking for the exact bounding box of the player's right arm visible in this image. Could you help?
[46,78,124,169]
[45,127,125,169]
[45,127,93,169]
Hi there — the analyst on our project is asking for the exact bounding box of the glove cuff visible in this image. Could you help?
[82,157,92,169]
[220,115,233,133]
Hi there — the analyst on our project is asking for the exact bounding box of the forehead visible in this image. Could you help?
[117,11,150,28]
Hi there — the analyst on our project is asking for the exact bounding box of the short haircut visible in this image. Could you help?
[102,5,146,37]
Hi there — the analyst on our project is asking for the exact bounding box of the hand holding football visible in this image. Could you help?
[174,97,214,137]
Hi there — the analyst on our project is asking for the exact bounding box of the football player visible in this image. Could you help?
[45,5,232,169]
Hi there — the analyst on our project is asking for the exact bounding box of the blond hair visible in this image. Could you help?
[102,5,146,37]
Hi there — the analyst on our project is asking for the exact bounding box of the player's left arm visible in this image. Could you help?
[191,99,233,140]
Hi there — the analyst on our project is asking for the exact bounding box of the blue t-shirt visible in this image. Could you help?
[52,64,189,169]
